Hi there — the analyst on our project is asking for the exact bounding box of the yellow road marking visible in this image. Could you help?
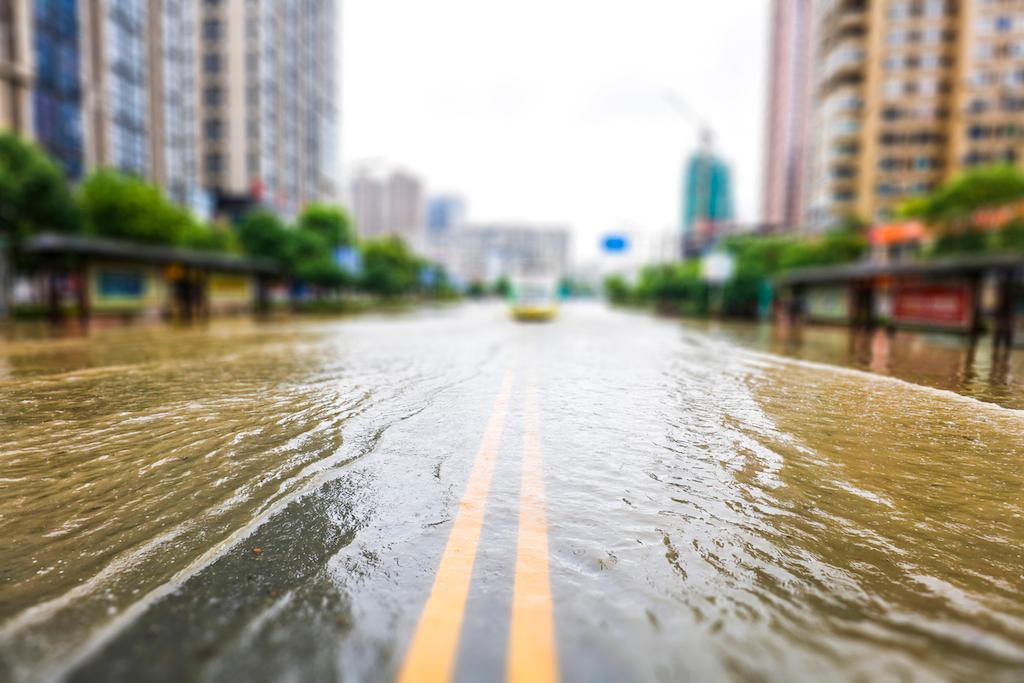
[507,372,559,683]
[398,370,514,683]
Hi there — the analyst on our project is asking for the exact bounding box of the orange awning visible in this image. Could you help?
[869,221,928,245]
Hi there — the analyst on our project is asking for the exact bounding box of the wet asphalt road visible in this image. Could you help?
[1,303,1023,682]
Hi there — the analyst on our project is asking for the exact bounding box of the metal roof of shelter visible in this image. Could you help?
[25,233,279,276]
[776,254,1024,286]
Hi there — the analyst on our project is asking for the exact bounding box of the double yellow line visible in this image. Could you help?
[397,370,558,683]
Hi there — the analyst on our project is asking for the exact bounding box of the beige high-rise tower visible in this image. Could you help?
[804,0,1024,229]
[196,0,340,220]
[0,0,34,137]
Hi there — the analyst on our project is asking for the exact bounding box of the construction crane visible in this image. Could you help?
[663,92,715,153]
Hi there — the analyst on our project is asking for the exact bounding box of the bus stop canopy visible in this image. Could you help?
[25,233,279,276]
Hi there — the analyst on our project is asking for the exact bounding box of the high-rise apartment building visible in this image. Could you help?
[148,0,200,208]
[1,0,85,178]
[5,0,339,219]
[197,0,339,219]
[763,0,816,228]
[387,170,425,239]
[3,0,201,194]
[350,171,388,237]
[0,1,33,136]
[951,1,1024,169]
[804,0,1024,229]
[82,0,151,178]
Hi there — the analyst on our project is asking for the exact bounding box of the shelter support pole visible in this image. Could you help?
[967,273,984,341]
[256,275,270,314]
[994,268,1017,349]
[46,258,61,323]
[76,259,90,328]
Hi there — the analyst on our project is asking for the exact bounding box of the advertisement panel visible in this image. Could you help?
[805,286,850,322]
[90,265,164,313]
[209,273,254,311]
[892,283,971,328]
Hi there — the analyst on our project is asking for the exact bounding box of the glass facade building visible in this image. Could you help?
[32,0,83,178]
[682,152,734,235]
[7,0,337,217]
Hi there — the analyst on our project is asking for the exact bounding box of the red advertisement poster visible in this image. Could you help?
[892,284,971,328]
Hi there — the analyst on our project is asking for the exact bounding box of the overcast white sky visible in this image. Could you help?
[341,0,769,260]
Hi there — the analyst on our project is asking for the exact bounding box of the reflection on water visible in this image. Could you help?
[690,319,1024,410]
[0,305,1022,682]
[0,311,504,682]
[537,307,1024,682]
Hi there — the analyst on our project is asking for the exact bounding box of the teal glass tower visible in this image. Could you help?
[682,152,733,235]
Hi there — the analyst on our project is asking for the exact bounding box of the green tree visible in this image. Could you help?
[297,204,355,249]
[930,230,991,256]
[603,274,632,304]
[79,170,196,245]
[234,210,291,263]
[360,236,420,297]
[997,218,1024,252]
[0,133,79,264]
[285,228,346,288]
[492,276,512,298]
[908,165,1024,227]
[634,261,709,314]
[778,228,866,270]
[720,235,799,316]
[419,264,458,300]
[180,221,240,252]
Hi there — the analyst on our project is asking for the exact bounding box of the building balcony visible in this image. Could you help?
[822,0,867,39]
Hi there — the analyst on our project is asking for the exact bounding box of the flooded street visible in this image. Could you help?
[1,303,1022,682]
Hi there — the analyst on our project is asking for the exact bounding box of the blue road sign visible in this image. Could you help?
[334,247,362,275]
[602,235,629,253]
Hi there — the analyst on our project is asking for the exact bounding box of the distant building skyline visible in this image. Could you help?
[387,170,425,239]
[349,167,426,242]
[434,223,570,284]
[427,194,467,236]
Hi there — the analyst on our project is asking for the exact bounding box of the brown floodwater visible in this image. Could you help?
[0,303,1021,682]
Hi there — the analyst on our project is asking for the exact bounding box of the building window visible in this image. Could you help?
[204,119,223,139]
[203,19,221,39]
[205,153,223,173]
[203,53,221,73]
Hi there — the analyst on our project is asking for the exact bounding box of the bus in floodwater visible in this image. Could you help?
[509,276,559,322]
